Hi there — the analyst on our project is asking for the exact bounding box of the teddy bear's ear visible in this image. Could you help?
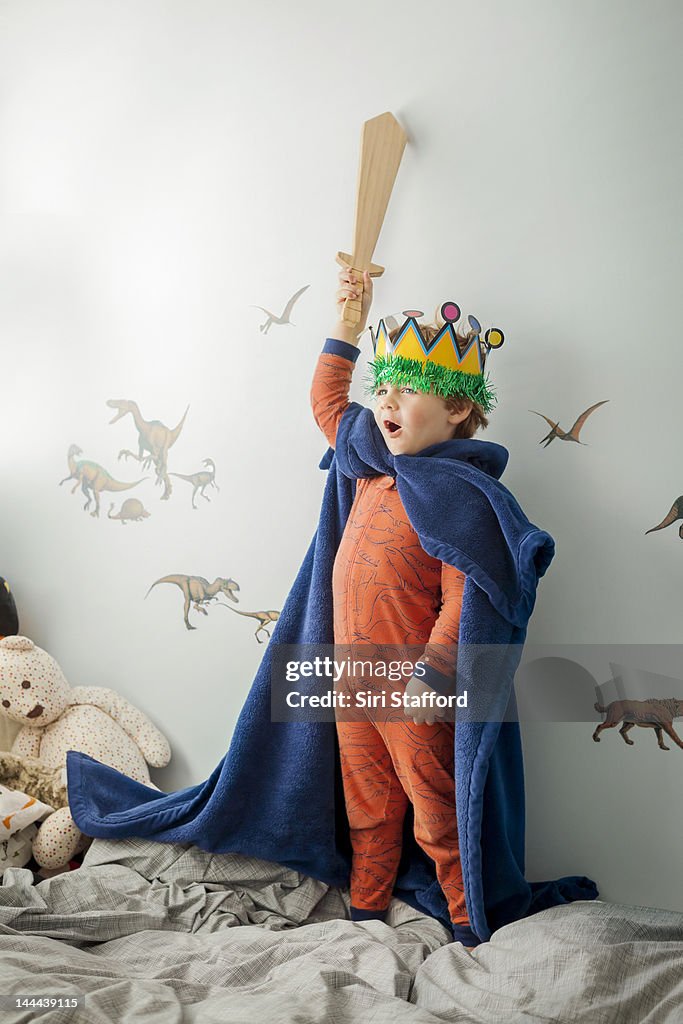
[0,636,35,652]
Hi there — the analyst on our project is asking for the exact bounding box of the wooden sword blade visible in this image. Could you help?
[351,111,408,268]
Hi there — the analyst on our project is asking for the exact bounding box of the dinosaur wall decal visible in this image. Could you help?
[169,459,219,509]
[145,574,240,631]
[530,401,609,446]
[59,445,147,518]
[645,496,683,540]
[108,499,151,525]
[222,605,280,643]
[107,399,189,501]
[250,284,309,334]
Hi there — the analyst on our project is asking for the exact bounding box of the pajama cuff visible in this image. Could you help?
[420,662,457,697]
[350,906,388,922]
[323,338,361,362]
[451,923,481,946]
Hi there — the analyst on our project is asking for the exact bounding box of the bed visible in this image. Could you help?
[0,837,681,1023]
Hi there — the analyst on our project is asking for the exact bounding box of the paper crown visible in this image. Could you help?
[364,302,504,413]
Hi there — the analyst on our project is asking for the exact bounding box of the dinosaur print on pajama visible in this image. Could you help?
[311,345,471,931]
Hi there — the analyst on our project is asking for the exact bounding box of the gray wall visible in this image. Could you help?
[1,0,681,910]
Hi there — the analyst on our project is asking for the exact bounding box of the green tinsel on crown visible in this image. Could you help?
[363,354,498,413]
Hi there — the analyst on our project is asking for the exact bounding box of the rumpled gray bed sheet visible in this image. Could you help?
[0,837,681,1023]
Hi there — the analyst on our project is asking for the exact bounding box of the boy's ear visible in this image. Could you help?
[446,398,472,425]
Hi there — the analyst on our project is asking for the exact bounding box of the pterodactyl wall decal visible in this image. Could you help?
[251,285,309,334]
[646,496,683,540]
[530,401,609,447]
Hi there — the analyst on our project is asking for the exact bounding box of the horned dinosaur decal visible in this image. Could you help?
[107,399,189,501]
[593,698,683,751]
[145,574,239,631]
[59,445,147,518]
[222,605,280,643]
[169,459,219,509]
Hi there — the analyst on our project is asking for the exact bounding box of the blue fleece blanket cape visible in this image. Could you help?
[67,395,598,943]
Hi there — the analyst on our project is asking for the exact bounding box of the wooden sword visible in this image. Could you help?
[336,111,408,328]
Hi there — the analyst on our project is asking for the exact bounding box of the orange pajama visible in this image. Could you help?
[311,343,470,929]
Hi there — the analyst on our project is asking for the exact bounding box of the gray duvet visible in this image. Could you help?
[0,837,681,1023]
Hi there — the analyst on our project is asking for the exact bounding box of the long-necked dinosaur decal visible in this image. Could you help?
[59,445,147,518]
[221,605,280,643]
[107,399,189,501]
[169,459,219,509]
[145,574,240,631]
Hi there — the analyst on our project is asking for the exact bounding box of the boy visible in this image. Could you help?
[68,265,594,945]
[310,266,487,948]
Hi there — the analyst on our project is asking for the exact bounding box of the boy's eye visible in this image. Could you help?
[374,387,415,397]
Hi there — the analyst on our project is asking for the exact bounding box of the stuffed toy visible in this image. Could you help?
[0,577,19,639]
[0,636,171,869]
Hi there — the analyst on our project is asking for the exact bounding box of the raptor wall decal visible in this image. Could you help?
[221,605,280,643]
[59,445,147,518]
[169,459,219,509]
[107,399,189,501]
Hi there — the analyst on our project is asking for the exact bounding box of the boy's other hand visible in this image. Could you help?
[403,674,447,727]
[335,267,373,336]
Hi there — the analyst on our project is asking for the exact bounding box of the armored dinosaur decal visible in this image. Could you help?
[169,459,219,509]
[145,574,240,631]
[107,399,189,501]
[59,445,147,518]
[108,499,151,525]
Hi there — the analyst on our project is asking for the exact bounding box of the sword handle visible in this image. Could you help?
[335,251,384,327]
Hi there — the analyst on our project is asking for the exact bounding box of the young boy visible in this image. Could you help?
[310,267,487,948]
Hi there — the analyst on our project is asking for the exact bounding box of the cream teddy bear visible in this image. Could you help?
[0,636,171,869]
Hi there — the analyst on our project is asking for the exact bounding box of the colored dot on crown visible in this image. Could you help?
[441,302,460,323]
[402,310,424,320]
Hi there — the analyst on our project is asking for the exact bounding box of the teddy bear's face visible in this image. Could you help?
[0,636,71,727]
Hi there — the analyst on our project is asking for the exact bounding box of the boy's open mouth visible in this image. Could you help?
[383,419,402,435]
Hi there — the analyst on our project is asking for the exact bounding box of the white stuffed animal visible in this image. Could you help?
[0,636,171,869]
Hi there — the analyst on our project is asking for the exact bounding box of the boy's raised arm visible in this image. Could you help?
[310,269,373,448]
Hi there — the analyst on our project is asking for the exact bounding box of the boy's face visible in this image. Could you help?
[373,383,472,456]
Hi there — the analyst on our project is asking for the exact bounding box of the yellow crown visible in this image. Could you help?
[367,302,504,413]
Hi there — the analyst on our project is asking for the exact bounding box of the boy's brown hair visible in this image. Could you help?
[388,324,489,439]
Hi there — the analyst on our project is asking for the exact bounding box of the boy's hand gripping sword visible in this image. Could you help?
[336,111,408,328]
